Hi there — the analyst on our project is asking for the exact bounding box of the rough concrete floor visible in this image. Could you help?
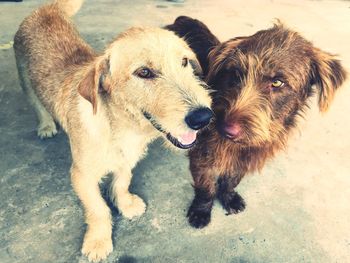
[1,0,350,262]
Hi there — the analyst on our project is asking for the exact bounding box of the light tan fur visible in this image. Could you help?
[14,1,211,262]
[54,0,84,17]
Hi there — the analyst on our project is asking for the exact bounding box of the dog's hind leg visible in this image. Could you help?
[217,174,246,215]
[15,53,57,139]
[71,165,113,262]
[109,168,146,219]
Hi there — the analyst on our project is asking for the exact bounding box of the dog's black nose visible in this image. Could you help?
[185,107,213,130]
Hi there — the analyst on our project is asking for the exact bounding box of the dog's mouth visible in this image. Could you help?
[143,111,197,149]
[218,128,243,143]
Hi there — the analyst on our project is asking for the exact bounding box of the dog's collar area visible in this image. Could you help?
[142,110,196,149]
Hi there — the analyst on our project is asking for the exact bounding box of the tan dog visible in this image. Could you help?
[14,1,212,261]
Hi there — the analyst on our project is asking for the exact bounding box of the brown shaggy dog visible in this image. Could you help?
[167,16,347,228]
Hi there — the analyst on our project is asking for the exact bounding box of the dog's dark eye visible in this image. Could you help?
[230,70,241,86]
[135,67,155,79]
[182,57,188,67]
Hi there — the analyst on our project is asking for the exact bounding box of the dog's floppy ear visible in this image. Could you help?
[165,16,220,76]
[78,57,111,114]
[311,48,346,112]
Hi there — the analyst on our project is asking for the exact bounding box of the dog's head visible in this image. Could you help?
[207,24,346,147]
[78,27,212,149]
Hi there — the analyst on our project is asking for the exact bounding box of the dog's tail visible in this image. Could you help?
[53,0,84,17]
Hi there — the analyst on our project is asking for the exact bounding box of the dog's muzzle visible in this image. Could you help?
[142,111,197,149]
[185,107,213,130]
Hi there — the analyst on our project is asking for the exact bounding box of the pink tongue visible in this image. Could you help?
[179,131,197,145]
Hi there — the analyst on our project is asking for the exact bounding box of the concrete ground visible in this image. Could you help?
[1,0,350,262]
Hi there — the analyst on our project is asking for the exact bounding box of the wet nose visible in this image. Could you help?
[222,122,241,139]
[185,107,213,130]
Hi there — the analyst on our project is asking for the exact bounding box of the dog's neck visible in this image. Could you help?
[100,95,158,138]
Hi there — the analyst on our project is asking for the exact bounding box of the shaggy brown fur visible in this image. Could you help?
[167,16,347,228]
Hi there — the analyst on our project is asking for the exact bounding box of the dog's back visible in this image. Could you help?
[14,0,93,116]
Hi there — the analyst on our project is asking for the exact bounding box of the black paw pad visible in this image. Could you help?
[187,206,211,229]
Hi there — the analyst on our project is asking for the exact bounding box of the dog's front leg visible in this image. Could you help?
[71,165,113,262]
[109,168,146,219]
[187,160,216,228]
[217,173,246,215]
[187,184,216,229]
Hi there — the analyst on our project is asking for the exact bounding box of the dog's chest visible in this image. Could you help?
[108,128,154,170]
[77,99,155,171]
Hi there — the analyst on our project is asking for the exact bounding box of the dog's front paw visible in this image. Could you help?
[187,205,211,229]
[37,122,57,139]
[81,235,113,262]
[82,233,113,262]
[219,192,246,215]
[119,194,146,219]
